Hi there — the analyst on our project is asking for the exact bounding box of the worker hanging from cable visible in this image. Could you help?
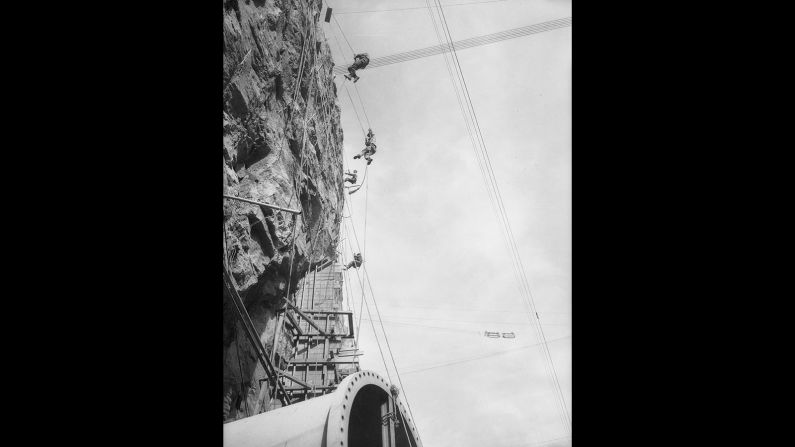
[344,169,358,184]
[344,252,363,270]
[364,128,375,146]
[344,168,362,194]
[353,128,377,165]
[343,52,370,83]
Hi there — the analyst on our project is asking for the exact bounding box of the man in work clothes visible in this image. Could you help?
[353,144,376,165]
[344,53,370,82]
[353,129,377,165]
[344,253,363,270]
[344,169,358,184]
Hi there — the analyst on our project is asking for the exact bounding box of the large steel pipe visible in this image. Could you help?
[224,370,422,447]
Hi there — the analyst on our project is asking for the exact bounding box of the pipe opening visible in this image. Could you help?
[348,384,415,447]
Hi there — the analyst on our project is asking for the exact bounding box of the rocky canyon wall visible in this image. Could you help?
[222,0,344,421]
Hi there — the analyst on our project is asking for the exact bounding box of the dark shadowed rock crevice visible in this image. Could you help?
[222,0,345,422]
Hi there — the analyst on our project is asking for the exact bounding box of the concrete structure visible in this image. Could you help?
[283,264,360,403]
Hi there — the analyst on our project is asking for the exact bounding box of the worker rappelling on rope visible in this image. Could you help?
[344,252,363,270]
[344,169,358,184]
[344,53,370,83]
[353,128,377,165]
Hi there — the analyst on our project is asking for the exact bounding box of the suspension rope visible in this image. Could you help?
[362,266,420,438]
[341,198,422,442]
[342,83,366,135]
[339,144,418,442]
[332,14,355,56]
[341,216,365,345]
[340,184,391,384]
[352,83,371,129]
[328,40,418,440]
[361,171,370,262]
[339,151,371,367]
[343,199,366,341]
[329,17,372,140]
[341,219,392,381]
[329,16,374,137]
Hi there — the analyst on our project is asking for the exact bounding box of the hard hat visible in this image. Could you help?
[353,169,357,173]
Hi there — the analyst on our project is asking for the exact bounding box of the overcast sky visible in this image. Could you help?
[323,1,571,446]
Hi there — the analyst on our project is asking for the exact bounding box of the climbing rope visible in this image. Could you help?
[328,17,423,440]
[341,83,366,136]
[328,13,371,138]
[352,83,371,129]
[341,177,419,444]
[327,15,427,443]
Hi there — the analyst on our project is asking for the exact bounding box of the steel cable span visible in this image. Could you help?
[332,17,571,75]
[419,0,571,435]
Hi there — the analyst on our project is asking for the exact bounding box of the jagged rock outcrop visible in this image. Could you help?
[222,0,344,422]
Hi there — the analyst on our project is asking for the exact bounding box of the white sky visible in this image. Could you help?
[323,1,571,446]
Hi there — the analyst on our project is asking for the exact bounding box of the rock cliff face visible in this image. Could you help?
[222,0,344,421]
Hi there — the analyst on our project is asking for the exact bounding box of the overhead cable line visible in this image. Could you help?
[380,303,570,314]
[422,0,571,434]
[331,18,571,75]
[365,19,570,66]
[360,317,484,334]
[401,335,571,375]
[447,1,572,434]
[432,0,573,433]
[364,314,571,327]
